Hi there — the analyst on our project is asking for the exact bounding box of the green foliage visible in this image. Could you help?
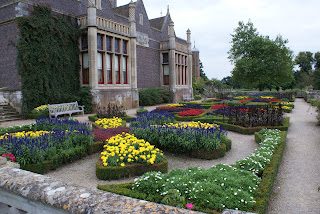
[77,87,93,113]
[194,95,202,100]
[295,51,314,73]
[95,159,168,180]
[17,6,82,115]
[229,21,294,91]
[199,60,208,81]
[136,108,148,115]
[139,87,173,106]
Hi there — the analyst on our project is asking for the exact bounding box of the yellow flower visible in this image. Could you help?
[120,163,125,167]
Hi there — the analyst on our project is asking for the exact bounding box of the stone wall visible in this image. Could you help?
[305,90,320,102]
[91,88,139,111]
[0,167,200,214]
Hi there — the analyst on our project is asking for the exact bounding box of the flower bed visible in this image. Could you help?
[95,117,124,129]
[0,118,96,174]
[98,128,287,213]
[177,109,204,117]
[96,133,167,180]
[93,127,130,142]
[131,120,230,159]
[210,104,228,110]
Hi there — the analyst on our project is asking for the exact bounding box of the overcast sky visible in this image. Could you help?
[117,0,320,80]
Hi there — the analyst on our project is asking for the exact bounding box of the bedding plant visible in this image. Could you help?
[0,118,93,167]
[131,111,229,155]
[95,117,123,129]
[100,129,282,213]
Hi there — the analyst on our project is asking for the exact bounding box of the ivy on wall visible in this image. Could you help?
[17,6,86,114]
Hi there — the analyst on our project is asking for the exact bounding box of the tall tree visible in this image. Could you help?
[228,21,294,91]
[295,51,314,73]
[199,60,208,81]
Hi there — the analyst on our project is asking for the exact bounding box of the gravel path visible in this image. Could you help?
[46,131,259,190]
[267,98,320,214]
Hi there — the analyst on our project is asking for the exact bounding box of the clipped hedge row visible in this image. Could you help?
[96,159,168,180]
[253,131,287,214]
[21,141,103,174]
[214,117,290,135]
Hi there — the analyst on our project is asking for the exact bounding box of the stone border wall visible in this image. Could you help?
[0,167,201,214]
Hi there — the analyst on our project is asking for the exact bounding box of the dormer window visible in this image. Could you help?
[139,14,143,25]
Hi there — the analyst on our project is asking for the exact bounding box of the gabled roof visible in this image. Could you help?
[149,16,165,31]
[113,3,134,18]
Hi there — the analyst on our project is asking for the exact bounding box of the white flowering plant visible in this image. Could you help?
[234,129,281,176]
[132,164,260,212]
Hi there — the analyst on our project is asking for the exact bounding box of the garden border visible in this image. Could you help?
[96,159,168,180]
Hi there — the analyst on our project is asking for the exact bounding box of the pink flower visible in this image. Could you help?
[186,203,194,210]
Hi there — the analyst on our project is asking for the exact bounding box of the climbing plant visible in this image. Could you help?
[17,6,86,115]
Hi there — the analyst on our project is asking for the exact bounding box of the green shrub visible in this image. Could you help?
[76,86,93,113]
[139,87,173,106]
[136,108,148,115]
[194,95,202,100]
[96,159,168,180]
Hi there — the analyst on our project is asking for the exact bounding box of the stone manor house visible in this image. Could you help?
[0,0,200,111]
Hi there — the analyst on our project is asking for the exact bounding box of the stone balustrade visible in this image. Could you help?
[78,16,130,36]
[160,41,188,53]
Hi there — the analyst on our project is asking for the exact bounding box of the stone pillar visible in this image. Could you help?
[187,29,193,88]
[168,21,176,91]
[87,2,98,89]
[129,1,139,107]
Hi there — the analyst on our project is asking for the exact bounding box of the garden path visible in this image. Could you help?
[267,98,320,214]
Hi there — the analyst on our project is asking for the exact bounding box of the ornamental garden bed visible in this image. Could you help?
[0,118,96,174]
[98,129,287,213]
[130,112,231,160]
[96,133,168,180]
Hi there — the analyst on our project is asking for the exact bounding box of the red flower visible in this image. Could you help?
[211,104,228,110]
[1,153,15,162]
[93,127,130,142]
[177,109,204,117]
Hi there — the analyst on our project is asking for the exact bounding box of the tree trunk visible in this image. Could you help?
[259,84,264,91]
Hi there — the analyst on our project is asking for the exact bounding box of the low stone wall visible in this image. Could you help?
[305,90,320,102]
[0,166,201,214]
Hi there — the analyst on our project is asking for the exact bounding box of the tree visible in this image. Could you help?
[199,60,208,81]
[228,21,294,91]
[295,51,314,73]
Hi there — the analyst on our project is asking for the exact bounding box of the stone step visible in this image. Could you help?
[0,116,22,122]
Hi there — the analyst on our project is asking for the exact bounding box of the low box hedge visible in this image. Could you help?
[27,112,49,119]
[96,159,168,180]
[253,131,288,214]
[190,143,226,160]
[214,117,290,135]
[21,141,103,174]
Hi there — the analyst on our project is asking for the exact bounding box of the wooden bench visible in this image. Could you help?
[183,94,193,102]
[48,102,84,118]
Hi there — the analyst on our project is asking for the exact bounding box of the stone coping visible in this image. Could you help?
[0,167,202,213]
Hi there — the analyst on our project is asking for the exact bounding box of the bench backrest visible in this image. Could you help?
[48,102,79,113]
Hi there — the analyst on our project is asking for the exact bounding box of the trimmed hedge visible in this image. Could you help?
[190,143,226,160]
[96,159,168,180]
[214,117,290,135]
[136,108,148,115]
[21,141,103,174]
[253,131,288,214]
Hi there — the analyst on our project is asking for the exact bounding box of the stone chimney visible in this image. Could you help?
[109,0,117,8]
